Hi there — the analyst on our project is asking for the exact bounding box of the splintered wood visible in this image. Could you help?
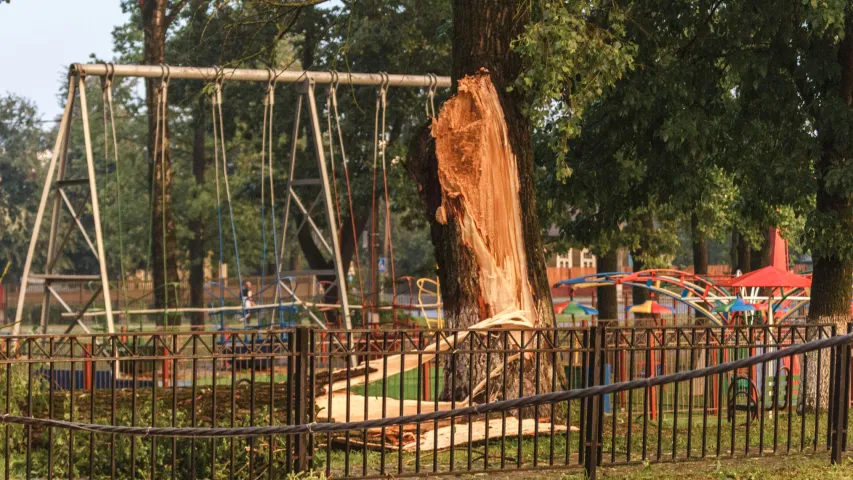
[431,70,538,326]
[317,72,554,453]
[320,412,575,452]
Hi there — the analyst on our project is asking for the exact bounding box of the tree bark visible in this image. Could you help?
[142,0,181,325]
[735,232,751,274]
[690,213,708,321]
[729,230,738,274]
[631,251,647,306]
[749,230,768,271]
[691,212,708,276]
[188,96,206,327]
[631,212,655,308]
[404,0,556,412]
[596,251,619,320]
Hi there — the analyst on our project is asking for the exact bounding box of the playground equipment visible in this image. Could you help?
[554,269,730,324]
[553,267,814,325]
[416,277,442,328]
[13,64,450,335]
[625,298,674,323]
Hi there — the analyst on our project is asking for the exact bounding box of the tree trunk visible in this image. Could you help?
[729,230,738,274]
[631,251,647,306]
[630,249,653,325]
[690,213,708,322]
[189,97,206,327]
[143,0,181,325]
[404,0,556,411]
[749,230,768,271]
[806,143,853,410]
[691,212,708,276]
[735,233,751,274]
[596,251,619,321]
[631,212,655,311]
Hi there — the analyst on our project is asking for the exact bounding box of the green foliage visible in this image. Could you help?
[514,0,636,169]
[530,0,830,270]
[0,94,50,279]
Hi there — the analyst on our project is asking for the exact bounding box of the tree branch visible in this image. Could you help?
[677,0,724,58]
[166,0,191,28]
[251,0,328,6]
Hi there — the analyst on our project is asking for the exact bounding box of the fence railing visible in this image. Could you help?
[0,323,850,479]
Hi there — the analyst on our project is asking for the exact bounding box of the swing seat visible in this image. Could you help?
[727,372,759,422]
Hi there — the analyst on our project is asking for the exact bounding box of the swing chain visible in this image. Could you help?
[377,72,389,156]
[265,67,276,106]
[159,63,171,90]
[102,62,115,91]
[327,69,340,95]
[213,65,225,105]
[426,73,438,119]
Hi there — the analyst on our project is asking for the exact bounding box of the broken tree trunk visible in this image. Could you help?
[406,71,557,414]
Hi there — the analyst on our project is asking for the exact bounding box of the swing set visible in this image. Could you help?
[13,64,450,336]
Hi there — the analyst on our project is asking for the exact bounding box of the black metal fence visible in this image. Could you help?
[0,323,850,479]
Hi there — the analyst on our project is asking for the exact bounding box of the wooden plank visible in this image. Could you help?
[316,392,463,423]
[402,417,575,452]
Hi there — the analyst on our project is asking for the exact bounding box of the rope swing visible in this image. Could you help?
[101,65,129,326]
[326,71,365,325]
[211,74,248,324]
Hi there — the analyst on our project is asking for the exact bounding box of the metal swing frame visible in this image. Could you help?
[14,63,450,336]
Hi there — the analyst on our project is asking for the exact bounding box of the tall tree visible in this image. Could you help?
[185,0,209,328]
[406,0,632,404]
[141,0,183,323]
[406,0,547,401]
[0,94,48,280]
[806,11,853,327]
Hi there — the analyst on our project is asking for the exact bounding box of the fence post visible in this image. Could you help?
[841,322,853,452]
[584,323,604,480]
[294,325,312,472]
[831,322,851,464]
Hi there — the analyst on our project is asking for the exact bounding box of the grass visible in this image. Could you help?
[3,370,852,480]
[310,405,851,479]
[351,367,445,400]
[552,454,853,479]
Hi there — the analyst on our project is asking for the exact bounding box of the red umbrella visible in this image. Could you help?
[721,266,811,289]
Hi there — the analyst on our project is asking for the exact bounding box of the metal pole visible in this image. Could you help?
[13,77,77,336]
[72,64,451,88]
[831,322,851,464]
[304,79,354,333]
[844,322,851,453]
[584,324,604,480]
[78,76,115,334]
[294,325,310,472]
[277,96,302,284]
[38,88,74,334]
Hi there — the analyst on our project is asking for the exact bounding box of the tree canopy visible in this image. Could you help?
[6,0,853,328]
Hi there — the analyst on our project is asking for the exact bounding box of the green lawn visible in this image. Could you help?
[351,367,445,401]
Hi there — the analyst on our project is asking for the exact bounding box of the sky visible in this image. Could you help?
[0,0,128,120]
